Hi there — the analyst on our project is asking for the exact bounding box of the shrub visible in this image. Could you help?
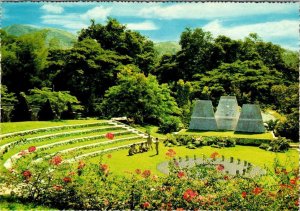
[10,94,32,122]
[38,99,56,121]
[235,138,271,146]
[159,116,183,134]
[61,102,76,120]
[269,137,290,152]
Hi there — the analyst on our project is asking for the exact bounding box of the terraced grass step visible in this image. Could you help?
[0,125,124,154]
[37,133,137,155]
[0,121,111,139]
[65,140,146,163]
[62,138,145,159]
[35,136,142,161]
[0,124,123,149]
[3,132,139,169]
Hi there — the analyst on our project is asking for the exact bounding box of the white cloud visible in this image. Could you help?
[203,20,298,39]
[41,4,64,14]
[41,6,111,31]
[126,21,158,31]
[80,6,111,21]
[203,20,298,50]
[138,3,295,20]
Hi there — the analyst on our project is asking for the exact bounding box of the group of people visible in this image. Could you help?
[128,133,159,156]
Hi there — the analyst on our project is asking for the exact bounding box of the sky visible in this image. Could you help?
[2,2,298,50]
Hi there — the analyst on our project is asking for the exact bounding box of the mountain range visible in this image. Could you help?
[3,24,181,56]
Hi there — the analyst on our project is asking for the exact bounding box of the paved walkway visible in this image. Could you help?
[157,157,266,177]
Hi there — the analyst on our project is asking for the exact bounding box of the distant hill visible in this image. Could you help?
[154,41,181,57]
[3,24,77,49]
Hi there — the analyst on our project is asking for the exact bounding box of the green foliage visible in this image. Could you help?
[99,69,181,124]
[78,18,156,75]
[1,31,48,93]
[10,94,32,122]
[158,116,183,134]
[26,87,82,116]
[235,138,270,146]
[61,102,76,120]
[269,137,290,152]
[38,99,56,121]
[275,110,299,142]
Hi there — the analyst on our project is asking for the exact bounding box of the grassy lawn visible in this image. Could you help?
[178,129,274,139]
[0,119,105,134]
[88,144,298,176]
[134,125,166,139]
[265,109,286,121]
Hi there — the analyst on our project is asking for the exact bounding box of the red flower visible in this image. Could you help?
[78,160,85,169]
[63,177,72,183]
[280,184,292,189]
[100,164,109,175]
[216,164,225,171]
[22,170,32,179]
[135,169,141,175]
[295,199,299,206]
[183,189,198,201]
[18,150,27,157]
[143,202,150,209]
[105,132,114,140]
[290,178,297,185]
[241,191,247,198]
[224,175,229,180]
[252,187,263,195]
[50,156,62,165]
[142,170,151,178]
[166,149,176,158]
[177,171,185,178]
[210,152,220,159]
[107,154,112,159]
[68,171,76,176]
[53,185,63,191]
[176,208,184,211]
[281,169,288,175]
[28,146,36,153]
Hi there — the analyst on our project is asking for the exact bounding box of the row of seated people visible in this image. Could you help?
[128,142,150,156]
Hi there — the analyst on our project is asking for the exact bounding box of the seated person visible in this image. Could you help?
[128,144,137,156]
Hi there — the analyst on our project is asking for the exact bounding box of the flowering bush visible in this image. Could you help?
[3,151,299,210]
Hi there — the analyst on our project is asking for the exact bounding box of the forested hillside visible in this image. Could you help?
[3,24,77,49]
[1,19,298,141]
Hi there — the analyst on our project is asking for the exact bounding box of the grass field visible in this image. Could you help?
[1,120,297,178]
[88,144,298,176]
[0,119,104,134]
[178,129,274,139]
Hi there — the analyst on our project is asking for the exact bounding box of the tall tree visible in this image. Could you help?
[10,94,32,122]
[38,99,56,121]
[78,18,157,75]
[177,28,213,80]
[99,67,181,124]
[2,31,48,93]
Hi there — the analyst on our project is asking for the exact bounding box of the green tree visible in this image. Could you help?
[38,99,56,121]
[78,18,156,75]
[10,93,32,122]
[1,85,17,122]
[99,67,181,124]
[1,31,48,93]
[50,38,131,115]
[26,87,82,117]
[177,28,213,80]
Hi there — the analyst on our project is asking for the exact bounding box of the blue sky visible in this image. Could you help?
[2,2,298,50]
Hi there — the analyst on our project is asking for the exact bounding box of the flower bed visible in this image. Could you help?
[3,150,299,210]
